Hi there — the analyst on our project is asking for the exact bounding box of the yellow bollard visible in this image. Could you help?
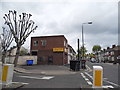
[0,62,2,90]
[2,64,14,85]
[93,66,103,88]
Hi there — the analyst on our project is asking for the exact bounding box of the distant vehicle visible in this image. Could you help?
[113,55,120,64]
[91,58,96,63]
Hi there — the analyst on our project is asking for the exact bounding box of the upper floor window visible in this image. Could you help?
[64,40,67,47]
[41,40,46,46]
[111,51,114,55]
[34,41,38,46]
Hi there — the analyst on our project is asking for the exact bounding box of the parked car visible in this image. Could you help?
[91,58,96,63]
[113,55,120,64]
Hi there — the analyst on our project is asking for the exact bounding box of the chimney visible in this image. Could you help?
[103,49,105,51]
[112,45,116,48]
[107,47,110,50]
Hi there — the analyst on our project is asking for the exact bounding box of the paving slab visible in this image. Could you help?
[2,82,26,89]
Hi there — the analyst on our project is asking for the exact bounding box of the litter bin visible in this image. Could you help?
[26,60,33,65]
[70,60,80,71]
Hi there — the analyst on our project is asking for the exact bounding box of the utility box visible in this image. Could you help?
[93,66,103,88]
[0,62,2,90]
[2,64,14,85]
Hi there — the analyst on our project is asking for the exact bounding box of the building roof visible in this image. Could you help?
[68,44,76,54]
[31,35,67,41]
[31,35,65,38]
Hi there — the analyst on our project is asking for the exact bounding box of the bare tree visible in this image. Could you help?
[0,27,13,64]
[3,10,38,67]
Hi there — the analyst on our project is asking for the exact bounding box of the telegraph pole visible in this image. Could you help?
[78,39,80,61]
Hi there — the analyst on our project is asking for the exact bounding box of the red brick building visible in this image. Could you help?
[30,35,68,65]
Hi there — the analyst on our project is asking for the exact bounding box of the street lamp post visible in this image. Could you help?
[81,21,92,69]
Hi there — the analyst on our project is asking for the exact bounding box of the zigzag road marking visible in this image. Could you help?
[81,73,92,86]
[86,65,92,72]
[84,72,120,88]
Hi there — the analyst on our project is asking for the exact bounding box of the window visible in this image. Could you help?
[111,52,114,55]
[41,40,46,46]
[38,56,45,62]
[48,56,53,63]
[38,57,44,62]
[34,41,38,46]
[64,41,66,46]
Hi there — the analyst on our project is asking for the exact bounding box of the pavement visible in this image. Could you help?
[2,82,25,89]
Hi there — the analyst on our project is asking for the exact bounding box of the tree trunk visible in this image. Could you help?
[14,46,21,67]
[2,51,6,64]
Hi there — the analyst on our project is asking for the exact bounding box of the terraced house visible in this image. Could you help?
[97,45,120,64]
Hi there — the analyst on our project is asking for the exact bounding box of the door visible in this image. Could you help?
[48,56,53,64]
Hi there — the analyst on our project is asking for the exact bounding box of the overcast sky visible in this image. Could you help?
[0,0,118,53]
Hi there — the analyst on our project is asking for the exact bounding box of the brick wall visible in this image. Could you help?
[31,35,68,65]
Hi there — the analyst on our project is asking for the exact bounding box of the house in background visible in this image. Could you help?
[68,45,76,64]
[4,46,37,65]
[31,35,69,65]
[7,46,28,56]
[97,45,120,63]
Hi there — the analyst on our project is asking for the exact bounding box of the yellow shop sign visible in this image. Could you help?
[53,48,64,52]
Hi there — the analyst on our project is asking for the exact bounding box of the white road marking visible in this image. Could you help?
[84,72,93,79]
[22,83,29,85]
[87,81,92,85]
[19,76,54,80]
[81,73,92,86]
[86,65,91,71]
[104,80,120,87]
[85,78,89,81]
[11,82,29,85]
[81,73,86,78]
[84,72,120,88]
[103,85,114,88]
[41,77,54,80]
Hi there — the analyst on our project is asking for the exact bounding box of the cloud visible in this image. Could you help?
[0,1,118,52]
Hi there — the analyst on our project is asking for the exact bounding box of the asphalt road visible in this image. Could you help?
[12,65,90,89]
[84,61,119,88]
[12,62,120,89]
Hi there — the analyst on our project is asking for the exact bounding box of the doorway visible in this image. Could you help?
[48,56,53,64]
